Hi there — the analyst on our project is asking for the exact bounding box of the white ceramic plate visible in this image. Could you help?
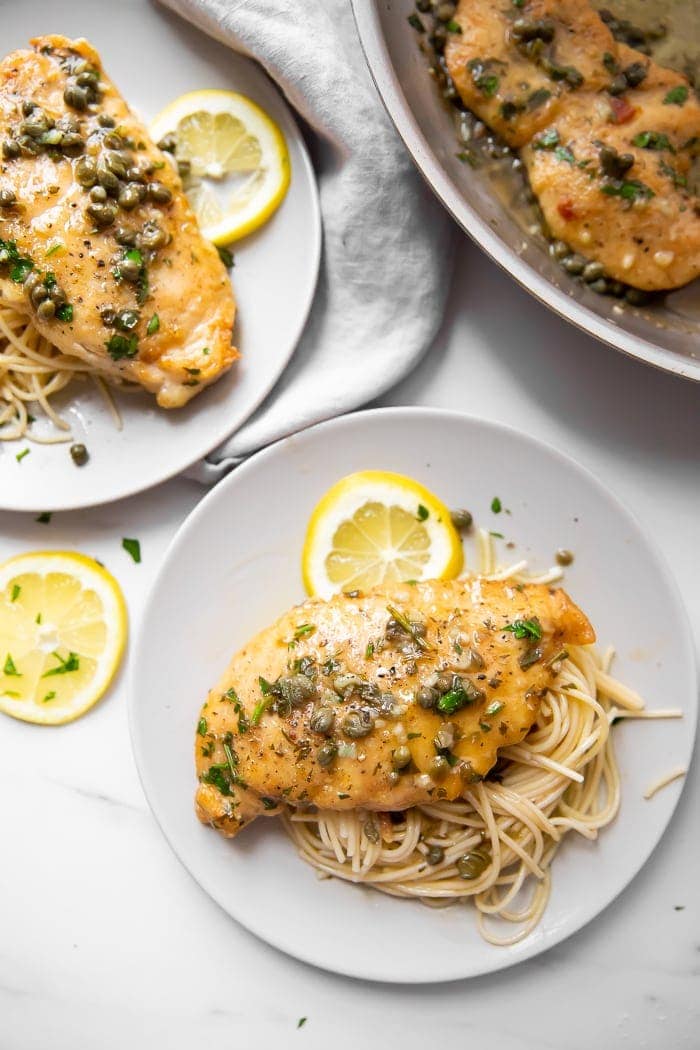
[1,0,321,512]
[130,408,697,982]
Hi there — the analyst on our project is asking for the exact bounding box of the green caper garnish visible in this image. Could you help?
[86,201,117,227]
[118,256,142,282]
[115,226,138,247]
[60,133,84,155]
[512,16,555,43]
[89,185,108,203]
[36,299,56,320]
[429,755,449,780]
[392,745,412,770]
[177,159,191,179]
[625,287,650,306]
[317,741,338,768]
[139,223,167,249]
[69,443,89,466]
[98,113,116,128]
[590,277,609,295]
[555,548,574,566]
[309,707,335,735]
[157,132,177,153]
[114,309,140,331]
[417,686,437,709]
[103,133,125,151]
[435,2,456,21]
[126,165,147,184]
[75,156,98,187]
[76,70,99,89]
[582,261,604,283]
[0,189,17,207]
[30,283,49,306]
[457,848,490,880]
[64,83,89,111]
[21,100,35,117]
[96,165,121,196]
[2,139,20,159]
[147,181,173,204]
[104,150,128,178]
[426,845,445,865]
[450,508,473,531]
[623,62,647,88]
[550,240,569,261]
[562,254,585,276]
[118,184,142,210]
[342,711,372,738]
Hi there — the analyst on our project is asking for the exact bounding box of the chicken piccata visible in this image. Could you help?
[195,577,595,838]
[0,36,237,408]
[445,0,700,291]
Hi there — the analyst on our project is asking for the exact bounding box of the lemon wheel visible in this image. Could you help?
[150,89,291,244]
[0,551,127,725]
[302,471,464,599]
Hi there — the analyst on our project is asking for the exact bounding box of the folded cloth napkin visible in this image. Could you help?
[160,0,454,480]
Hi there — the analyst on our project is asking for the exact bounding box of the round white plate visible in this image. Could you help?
[130,408,697,982]
[1,0,321,512]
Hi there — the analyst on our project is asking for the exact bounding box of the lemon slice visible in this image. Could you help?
[150,89,291,244]
[0,551,127,725]
[302,471,464,598]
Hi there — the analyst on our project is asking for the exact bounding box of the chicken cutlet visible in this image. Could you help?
[195,577,594,838]
[0,35,237,408]
[445,1,700,291]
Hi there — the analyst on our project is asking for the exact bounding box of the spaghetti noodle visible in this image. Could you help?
[0,304,123,441]
[283,532,672,945]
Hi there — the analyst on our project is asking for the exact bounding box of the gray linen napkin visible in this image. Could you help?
[160,0,453,479]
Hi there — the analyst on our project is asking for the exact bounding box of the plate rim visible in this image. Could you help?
[0,50,322,514]
[129,405,698,982]
[350,0,700,384]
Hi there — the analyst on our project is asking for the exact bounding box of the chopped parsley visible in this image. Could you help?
[122,537,141,563]
[417,504,429,521]
[56,303,73,323]
[3,654,21,677]
[485,700,505,716]
[197,717,208,736]
[35,512,52,524]
[45,242,64,257]
[503,617,542,640]
[106,333,139,360]
[446,19,462,33]
[10,584,20,602]
[146,314,160,336]
[467,59,501,98]
[533,127,559,150]
[490,497,502,513]
[0,239,34,283]
[365,641,374,659]
[42,691,56,703]
[42,651,80,677]
[554,145,575,164]
[294,623,316,639]
[632,131,674,152]
[407,13,424,32]
[601,178,654,202]
[489,531,504,539]
[297,1018,307,1029]
[663,86,688,106]
[15,448,30,463]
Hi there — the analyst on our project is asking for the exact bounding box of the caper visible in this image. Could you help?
[70,58,90,76]
[86,201,117,227]
[76,70,99,89]
[30,283,49,306]
[623,62,647,88]
[114,309,140,331]
[17,135,40,156]
[608,73,628,96]
[317,741,338,768]
[20,116,50,139]
[417,686,437,709]
[98,113,116,128]
[582,260,605,283]
[114,225,137,247]
[279,673,317,707]
[342,710,373,738]
[49,285,67,307]
[599,145,633,179]
[147,181,173,204]
[310,707,335,735]
[177,159,191,179]
[0,248,11,265]
[564,66,584,89]
[429,755,449,780]
[426,845,445,865]
[590,277,609,295]
[157,132,177,153]
[64,83,89,111]
[96,165,121,195]
[0,189,17,207]
[36,298,56,320]
[23,271,42,293]
[126,165,147,184]
[450,508,473,531]
[89,185,108,203]
[392,745,412,770]
[512,17,555,43]
[435,672,455,693]
[138,223,167,249]
[434,722,457,751]
[457,848,490,880]
[2,139,20,159]
[118,257,142,282]
[57,115,80,134]
[60,133,84,155]
[363,819,380,843]
[40,129,64,147]
[435,2,456,21]
[625,287,650,306]
[69,443,89,466]
[21,100,35,117]
[415,0,431,10]
[75,156,98,187]
[562,254,585,276]
[118,184,142,210]
[609,280,625,298]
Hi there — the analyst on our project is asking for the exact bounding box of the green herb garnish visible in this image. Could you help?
[601,179,654,202]
[503,618,542,640]
[417,504,429,521]
[217,246,234,268]
[42,691,56,703]
[3,654,21,677]
[491,497,502,513]
[147,314,160,335]
[297,1018,307,1029]
[197,717,207,736]
[485,700,505,716]
[294,623,316,639]
[56,303,73,323]
[386,604,432,652]
[554,146,575,164]
[533,128,559,150]
[122,537,141,563]
[16,448,30,463]
[35,512,52,524]
[365,642,374,659]
[10,584,20,602]
[106,334,138,360]
[42,651,80,677]
[446,19,462,33]
[663,86,688,106]
[45,243,64,257]
[632,131,674,152]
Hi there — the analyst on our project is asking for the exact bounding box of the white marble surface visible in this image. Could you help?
[1,242,698,1048]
